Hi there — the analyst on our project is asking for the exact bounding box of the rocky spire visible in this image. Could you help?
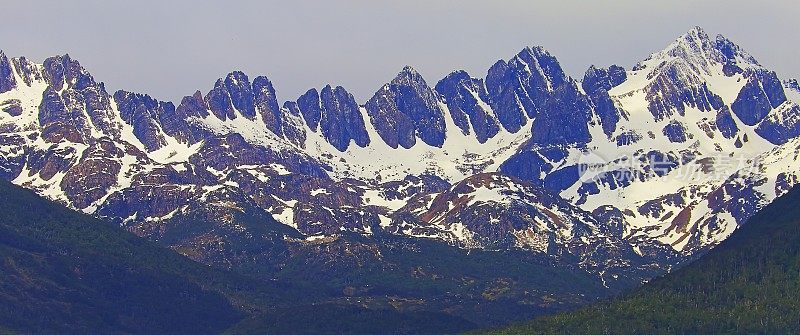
[0,51,16,93]
[365,66,446,148]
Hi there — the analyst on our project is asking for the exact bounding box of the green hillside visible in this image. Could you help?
[481,186,800,334]
[0,179,303,334]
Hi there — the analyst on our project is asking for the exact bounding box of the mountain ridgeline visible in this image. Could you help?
[1,26,800,331]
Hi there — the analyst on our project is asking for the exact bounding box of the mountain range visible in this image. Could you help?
[1,26,800,331]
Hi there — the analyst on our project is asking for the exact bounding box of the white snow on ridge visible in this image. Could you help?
[299,104,532,184]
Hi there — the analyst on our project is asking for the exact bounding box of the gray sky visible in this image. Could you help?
[1,0,797,103]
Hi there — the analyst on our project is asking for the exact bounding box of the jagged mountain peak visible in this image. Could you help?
[0,51,15,94]
[672,26,714,56]
[515,45,550,59]
[391,65,430,87]
[509,46,566,84]
[365,64,446,148]
[682,25,709,42]
[637,26,717,71]
[40,53,98,92]
[496,46,570,100]
[602,26,784,130]
[319,84,351,95]
[291,83,369,151]
[439,69,478,85]
[210,69,261,83]
[401,64,420,74]
[635,26,760,77]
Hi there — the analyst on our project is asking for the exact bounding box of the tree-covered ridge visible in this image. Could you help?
[480,185,800,334]
[0,179,306,334]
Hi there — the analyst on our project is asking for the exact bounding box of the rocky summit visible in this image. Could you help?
[1,26,800,320]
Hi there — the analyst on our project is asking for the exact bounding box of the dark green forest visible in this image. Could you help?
[0,179,304,334]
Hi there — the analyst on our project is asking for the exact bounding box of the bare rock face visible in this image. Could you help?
[485,47,571,133]
[61,139,124,209]
[1,99,22,117]
[114,90,170,151]
[253,75,283,136]
[293,85,370,151]
[35,54,120,142]
[380,174,451,201]
[732,71,786,127]
[187,133,328,178]
[485,59,527,133]
[365,66,446,148]
[25,145,81,181]
[756,104,800,144]
[529,80,593,145]
[715,106,739,139]
[198,72,284,137]
[436,70,500,143]
[0,51,16,94]
[487,46,593,186]
[582,65,626,138]
[83,83,118,138]
[42,54,93,92]
[320,85,370,151]
[204,78,236,121]
[0,133,26,180]
[663,120,688,143]
[39,87,91,143]
[294,203,380,236]
[296,89,322,131]
[169,91,212,144]
[646,79,725,122]
[582,65,627,95]
[224,71,256,119]
[732,77,775,126]
[635,28,726,122]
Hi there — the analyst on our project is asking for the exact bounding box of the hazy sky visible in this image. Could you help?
[1,1,796,103]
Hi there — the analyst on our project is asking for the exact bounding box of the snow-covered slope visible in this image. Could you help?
[551,27,800,254]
